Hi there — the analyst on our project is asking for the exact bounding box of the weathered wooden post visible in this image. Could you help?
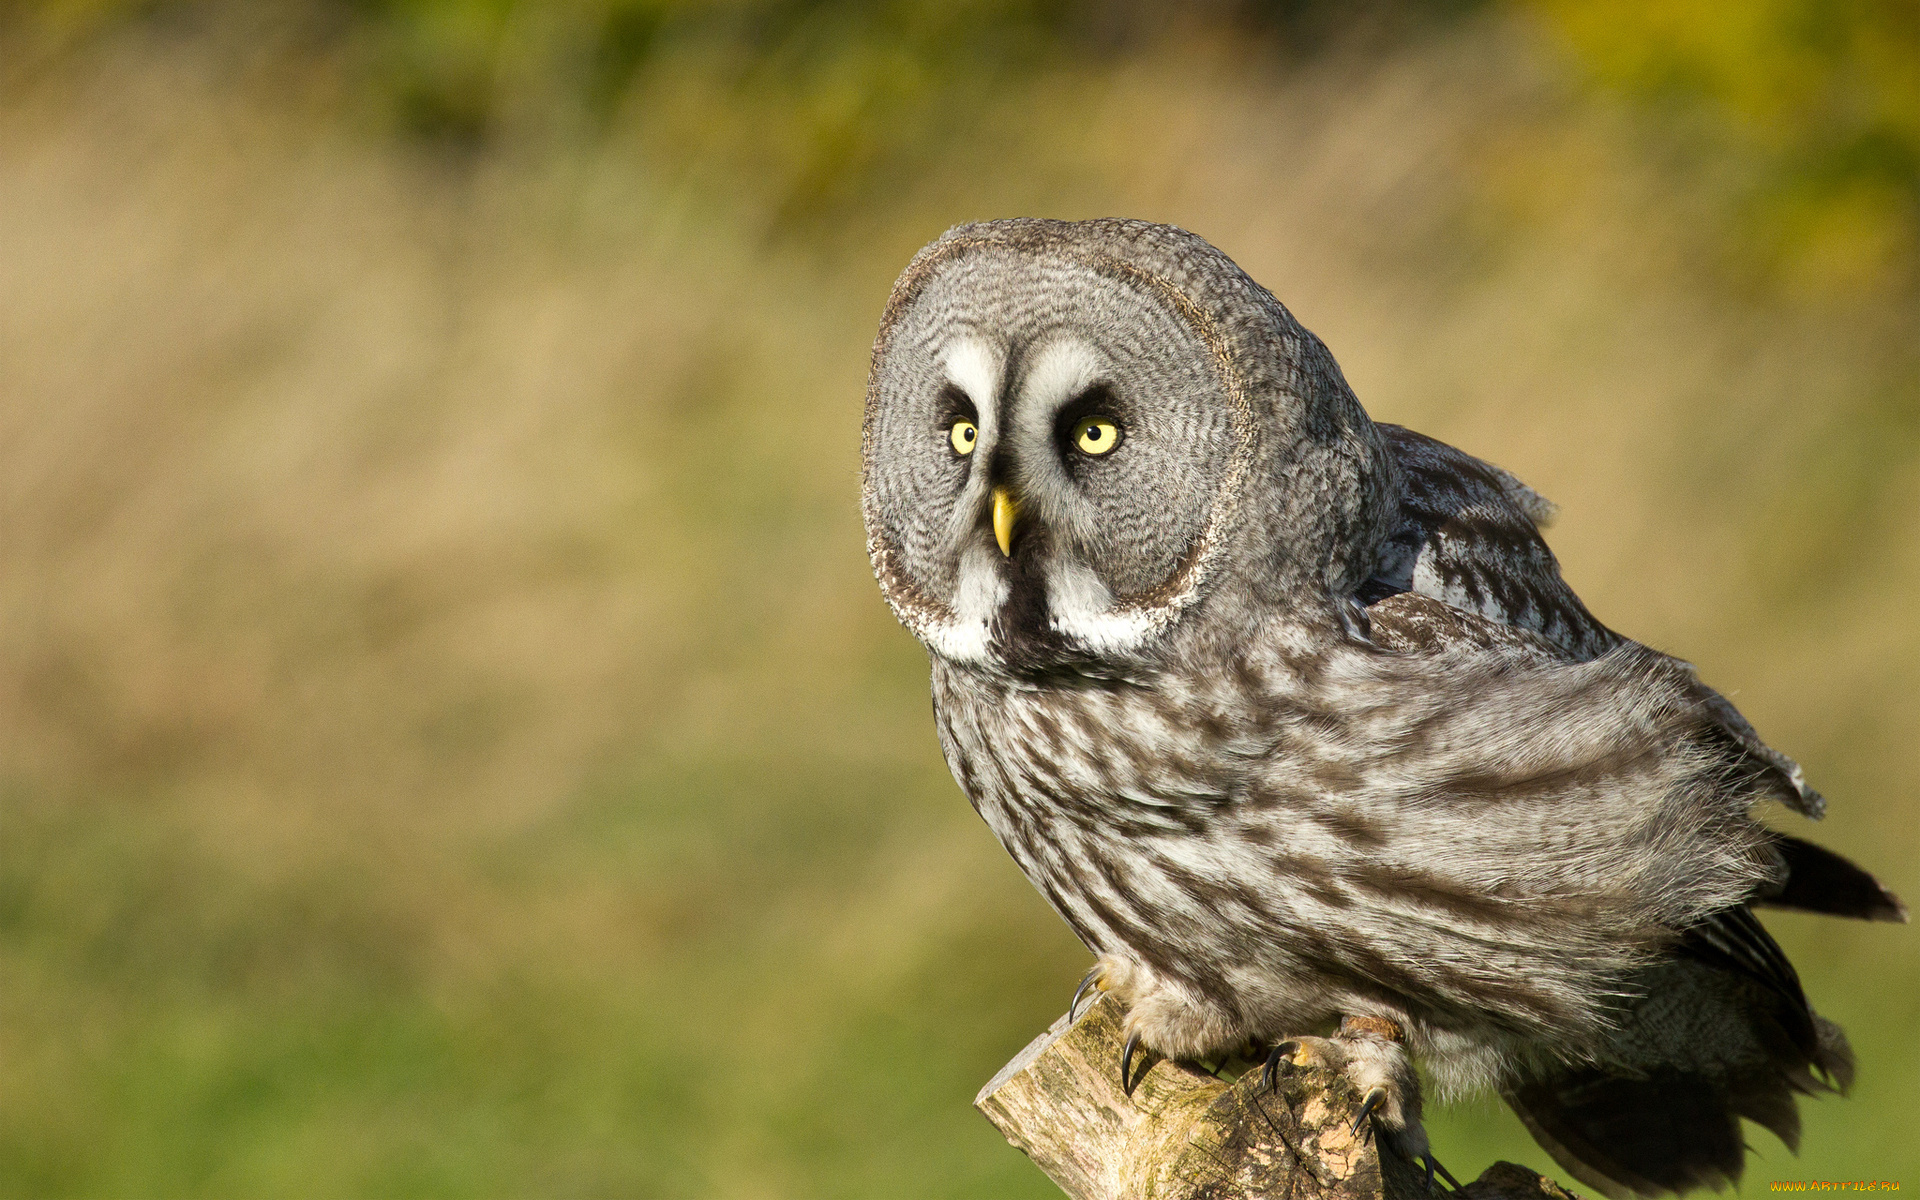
[977,995,1584,1200]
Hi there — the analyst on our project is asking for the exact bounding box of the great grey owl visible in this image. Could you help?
[860,218,1904,1197]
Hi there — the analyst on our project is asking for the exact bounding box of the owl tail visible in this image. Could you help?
[1503,906,1855,1199]
[1755,833,1907,923]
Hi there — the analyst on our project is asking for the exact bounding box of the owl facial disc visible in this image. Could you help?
[863,228,1256,675]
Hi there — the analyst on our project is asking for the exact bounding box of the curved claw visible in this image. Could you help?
[1351,1085,1386,1136]
[1402,1150,1463,1195]
[1260,1039,1301,1093]
[1120,1031,1143,1097]
[1069,966,1102,1024]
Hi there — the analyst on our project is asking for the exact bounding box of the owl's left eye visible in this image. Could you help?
[949,419,978,455]
[1071,416,1122,456]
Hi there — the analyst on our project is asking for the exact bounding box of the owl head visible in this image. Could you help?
[862,219,1396,675]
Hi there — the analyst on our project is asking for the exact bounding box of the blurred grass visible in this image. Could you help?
[2,3,1917,1197]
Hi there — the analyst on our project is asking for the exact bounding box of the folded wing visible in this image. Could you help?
[1361,424,1904,1196]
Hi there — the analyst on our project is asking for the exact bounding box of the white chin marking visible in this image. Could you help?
[1047,560,1158,655]
[1053,609,1160,656]
[956,542,1008,624]
[923,618,994,664]
[927,542,1007,664]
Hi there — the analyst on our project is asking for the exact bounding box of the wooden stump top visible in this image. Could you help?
[976,995,1582,1200]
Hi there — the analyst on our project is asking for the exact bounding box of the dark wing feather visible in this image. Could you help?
[1679,906,1822,1069]
[1699,690,1828,818]
[1508,1067,1746,1199]
[1372,423,1619,661]
[1506,907,1854,1199]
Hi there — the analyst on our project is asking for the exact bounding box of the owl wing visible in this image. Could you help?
[1354,592,1898,1197]
[1357,429,1903,1196]
[1368,423,1825,817]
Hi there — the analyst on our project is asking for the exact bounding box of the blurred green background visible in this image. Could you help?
[2,1,1915,1196]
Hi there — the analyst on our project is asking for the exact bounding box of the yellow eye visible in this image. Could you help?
[1072,416,1121,456]
[949,420,978,455]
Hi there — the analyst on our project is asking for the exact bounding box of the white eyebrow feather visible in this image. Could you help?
[941,338,1002,412]
[1020,339,1103,411]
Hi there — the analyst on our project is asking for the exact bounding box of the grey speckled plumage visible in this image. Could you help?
[860,218,1904,1197]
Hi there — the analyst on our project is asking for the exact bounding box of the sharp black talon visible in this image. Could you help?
[1260,1039,1300,1092]
[1431,1154,1464,1193]
[1351,1085,1386,1135]
[1121,1031,1142,1096]
[1069,966,1101,1023]
[1423,1153,1436,1194]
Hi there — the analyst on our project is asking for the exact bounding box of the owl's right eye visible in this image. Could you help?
[949,420,978,455]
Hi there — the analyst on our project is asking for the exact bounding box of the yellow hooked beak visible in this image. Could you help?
[991,487,1020,557]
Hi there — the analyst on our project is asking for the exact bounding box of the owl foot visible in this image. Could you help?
[1121,1031,1146,1096]
[1060,958,1154,1094]
[1068,964,1106,1023]
[1259,1016,1438,1182]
